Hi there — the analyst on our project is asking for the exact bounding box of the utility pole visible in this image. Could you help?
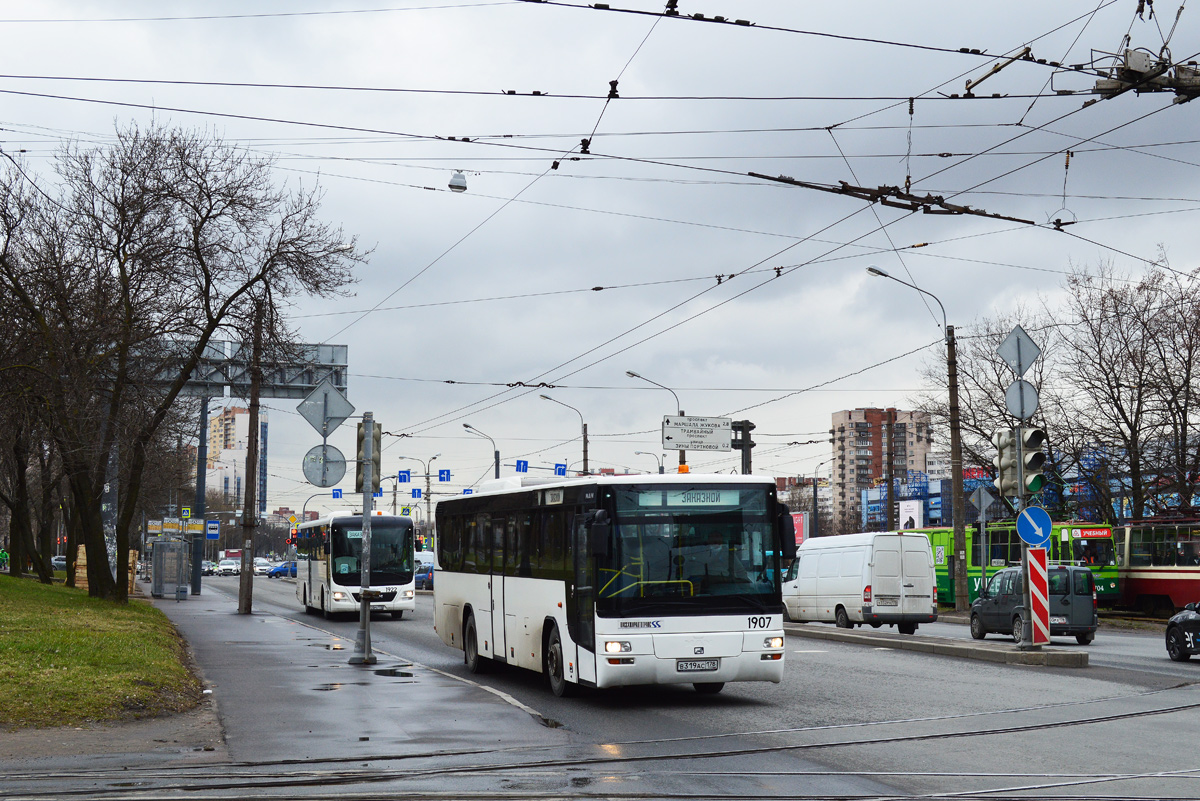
[947,324,969,611]
[886,409,897,530]
[238,301,264,615]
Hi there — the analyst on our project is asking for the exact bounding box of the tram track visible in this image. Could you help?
[7,683,1200,800]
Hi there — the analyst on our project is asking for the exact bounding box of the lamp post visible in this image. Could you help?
[811,459,831,539]
[540,395,588,475]
[867,265,967,611]
[627,370,685,472]
[463,424,500,479]
[398,454,441,524]
[634,451,664,474]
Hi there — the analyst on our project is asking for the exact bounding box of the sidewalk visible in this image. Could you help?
[0,578,568,773]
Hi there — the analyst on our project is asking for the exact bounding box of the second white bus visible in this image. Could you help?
[295,510,417,619]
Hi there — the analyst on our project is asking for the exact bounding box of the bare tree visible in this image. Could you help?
[0,122,365,600]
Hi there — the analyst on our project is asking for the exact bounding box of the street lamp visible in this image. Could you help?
[811,459,831,539]
[398,453,441,523]
[867,265,967,611]
[634,451,664,474]
[540,395,588,475]
[626,370,685,472]
[463,424,500,479]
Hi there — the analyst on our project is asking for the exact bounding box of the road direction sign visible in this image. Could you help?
[1017,505,1052,548]
[997,324,1041,377]
[297,377,355,438]
[1005,379,1039,420]
[438,469,451,482]
[332,488,342,499]
[302,444,346,488]
[969,486,996,518]
[1028,547,1050,645]
[662,415,732,452]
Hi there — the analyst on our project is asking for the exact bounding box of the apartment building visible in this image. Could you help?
[830,408,933,531]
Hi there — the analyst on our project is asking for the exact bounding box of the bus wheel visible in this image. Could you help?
[835,607,852,629]
[464,615,489,673]
[694,682,724,694]
[546,626,575,697]
[392,610,404,620]
[322,592,331,620]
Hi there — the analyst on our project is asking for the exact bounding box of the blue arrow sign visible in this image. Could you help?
[373,489,383,498]
[412,488,422,499]
[438,469,451,482]
[398,470,411,483]
[332,488,342,499]
[554,463,567,476]
[1017,506,1052,548]
[516,460,529,473]
[463,488,473,495]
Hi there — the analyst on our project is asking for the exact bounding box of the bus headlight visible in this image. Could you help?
[763,637,784,649]
[332,591,348,601]
[404,590,414,598]
[604,641,632,654]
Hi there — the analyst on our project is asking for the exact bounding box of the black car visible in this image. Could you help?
[1166,602,1200,662]
[969,564,1098,645]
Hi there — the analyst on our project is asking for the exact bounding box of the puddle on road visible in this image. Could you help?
[306,642,346,650]
[314,682,371,691]
[372,668,414,678]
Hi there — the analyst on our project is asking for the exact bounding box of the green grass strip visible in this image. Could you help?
[0,575,201,730]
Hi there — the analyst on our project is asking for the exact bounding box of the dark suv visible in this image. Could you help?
[969,564,1098,645]
[1166,602,1200,662]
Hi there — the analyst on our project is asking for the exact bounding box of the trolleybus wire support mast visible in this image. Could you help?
[350,412,378,666]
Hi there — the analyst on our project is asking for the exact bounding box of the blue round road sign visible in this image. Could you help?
[1017,506,1052,548]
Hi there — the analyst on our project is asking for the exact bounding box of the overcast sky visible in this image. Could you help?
[3,1,1197,516]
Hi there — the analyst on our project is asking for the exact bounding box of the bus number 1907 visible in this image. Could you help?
[747,616,771,629]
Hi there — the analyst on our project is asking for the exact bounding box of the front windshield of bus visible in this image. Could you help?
[596,484,778,615]
[330,518,414,586]
[1073,537,1115,567]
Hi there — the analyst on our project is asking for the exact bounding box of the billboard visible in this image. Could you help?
[899,500,924,529]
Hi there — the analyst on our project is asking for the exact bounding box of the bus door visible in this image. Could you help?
[489,515,508,663]
[571,512,596,653]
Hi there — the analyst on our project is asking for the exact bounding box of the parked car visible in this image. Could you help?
[1166,602,1200,661]
[217,559,240,576]
[51,555,67,571]
[267,561,296,579]
[969,564,1098,644]
[415,563,434,591]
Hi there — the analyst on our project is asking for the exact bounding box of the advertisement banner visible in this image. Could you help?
[899,500,924,529]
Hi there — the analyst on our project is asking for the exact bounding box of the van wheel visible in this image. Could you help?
[694,682,724,694]
[969,614,986,640]
[1075,631,1094,645]
[1011,614,1024,644]
[546,626,575,697]
[898,622,917,635]
[835,607,852,629]
[869,622,882,629]
[464,614,489,674]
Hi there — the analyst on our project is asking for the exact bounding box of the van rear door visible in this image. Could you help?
[1069,568,1095,626]
[899,536,935,616]
[871,536,903,610]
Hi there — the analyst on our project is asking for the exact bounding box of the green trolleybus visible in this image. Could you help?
[920,521,1117,605]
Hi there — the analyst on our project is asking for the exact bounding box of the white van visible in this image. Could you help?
[782,532,938,634]
[415,550,436,569]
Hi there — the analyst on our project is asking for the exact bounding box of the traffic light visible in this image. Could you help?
[355,420,382,493]
[992,428,1019,496]
[1022,427,1047,494]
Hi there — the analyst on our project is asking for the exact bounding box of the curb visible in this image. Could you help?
[784,622,1088,667]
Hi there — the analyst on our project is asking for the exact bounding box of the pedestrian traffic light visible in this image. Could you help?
[1022,427,1047,494]
[992,428,1019,496]
[355,420,382,493]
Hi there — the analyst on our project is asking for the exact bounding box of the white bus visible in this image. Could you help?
[295,510,417,619]
[433,474,797,696]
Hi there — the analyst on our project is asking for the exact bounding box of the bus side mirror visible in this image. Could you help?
[777,504,797,560]
[590,510,611,558]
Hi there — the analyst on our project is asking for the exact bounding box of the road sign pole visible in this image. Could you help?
[1028,547,1050,645]
[350,413,377,666]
